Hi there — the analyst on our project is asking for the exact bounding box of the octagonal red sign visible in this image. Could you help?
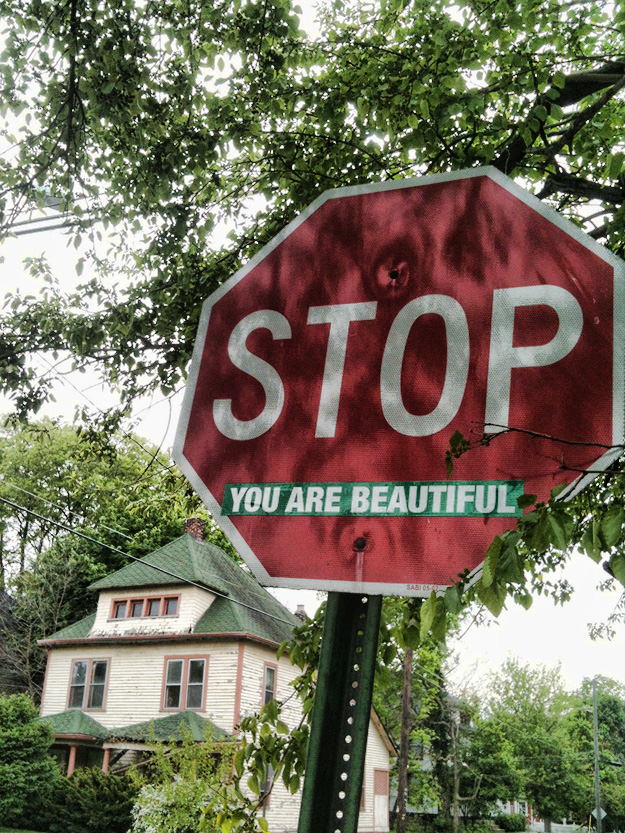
[173,168,625,597]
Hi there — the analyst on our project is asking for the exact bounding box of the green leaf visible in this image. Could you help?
[404,623,420,649]
[444,584,461,614]
[477,581,506,617]
[419,591,437,640]
[431,598,447,642]
[609,552,625,585]
[601,504,624,548]
[581,520,602,563]
[517,493,537,509]
[497,545,524,584]
[608,151,625,180]
[482,536,502,588]
[553,70,566,88]
[514,592,533,610]
[550,483,568,500]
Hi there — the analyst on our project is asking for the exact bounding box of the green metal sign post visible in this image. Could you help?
[297,592,382,833]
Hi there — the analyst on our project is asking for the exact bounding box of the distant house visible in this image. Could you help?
[38,520,393,832]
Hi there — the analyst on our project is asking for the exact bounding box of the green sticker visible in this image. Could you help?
[222,481,524,518]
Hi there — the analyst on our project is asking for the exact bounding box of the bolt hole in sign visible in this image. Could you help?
[173,167,625,597]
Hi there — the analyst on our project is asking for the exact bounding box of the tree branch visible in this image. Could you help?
[493,62,625,175]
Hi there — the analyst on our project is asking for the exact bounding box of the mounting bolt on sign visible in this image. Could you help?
[174,167,625,597]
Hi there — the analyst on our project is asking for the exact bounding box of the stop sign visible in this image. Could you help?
[174,167,624,597]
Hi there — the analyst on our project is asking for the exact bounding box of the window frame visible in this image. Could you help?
[108,594,181,621]
[67,658,110,711]
[263,663,277,707]
[161,655,209,713]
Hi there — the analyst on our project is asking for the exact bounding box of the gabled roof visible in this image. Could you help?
[111,710,231,743]
[38,709,108,739]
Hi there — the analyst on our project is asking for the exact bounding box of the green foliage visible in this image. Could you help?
[0,418,225,700]
[129,729,238,833]
[484,660,588,824]
[493,813,527,832]
[0,694,60,829]
[47,768,139,833]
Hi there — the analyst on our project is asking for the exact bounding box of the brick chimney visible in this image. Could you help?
[184,518,206,542]
[295,604,307,621]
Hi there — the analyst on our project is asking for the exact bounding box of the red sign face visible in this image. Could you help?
[174,168,625,596]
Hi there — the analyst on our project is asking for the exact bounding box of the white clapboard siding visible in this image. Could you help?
[41,640,238,733]
[358,722,391,833]
[90,586,216,637]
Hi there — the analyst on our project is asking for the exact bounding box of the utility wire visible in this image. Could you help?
[36,352,178,477]
[2,480,133,540]
[0,496,296,628]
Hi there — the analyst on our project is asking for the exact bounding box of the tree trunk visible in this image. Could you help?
[395,644,414,833]
[451,718,460,833]
[544,818,552,833]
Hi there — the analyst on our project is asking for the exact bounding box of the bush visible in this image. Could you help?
[129,729,237,833]
[494,813,527,832]
[0,694,60,829]
[47,767,139,833]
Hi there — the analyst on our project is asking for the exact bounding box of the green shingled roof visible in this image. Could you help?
[88,533,298,644]
[45,613,95,641]
[89,534,235,596]
[111,710,231,743]
[38,709,108,739]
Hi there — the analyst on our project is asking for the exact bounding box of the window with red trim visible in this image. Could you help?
[68,659,109,710]
[109,595,180,620]
[162,656,208,711]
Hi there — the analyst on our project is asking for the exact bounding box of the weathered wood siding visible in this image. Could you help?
[90,585,216,637]
[237,642,304,832]
[358,723,391,832]
[41,639,238,733]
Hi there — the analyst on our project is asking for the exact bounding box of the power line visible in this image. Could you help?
[1,480,133,540]
[0,495,296,628]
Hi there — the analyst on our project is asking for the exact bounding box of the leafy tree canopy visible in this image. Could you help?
[0,0,623,412]
[0,417,232,699]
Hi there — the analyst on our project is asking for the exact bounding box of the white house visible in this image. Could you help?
[38,520,394,832]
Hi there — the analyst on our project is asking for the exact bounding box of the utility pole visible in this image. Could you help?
[593,678,602,833]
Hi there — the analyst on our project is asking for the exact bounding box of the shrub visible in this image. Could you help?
[130,729,237,833]
[494,813,528,832]
[47,767,139,833]
[0,694,60,829]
